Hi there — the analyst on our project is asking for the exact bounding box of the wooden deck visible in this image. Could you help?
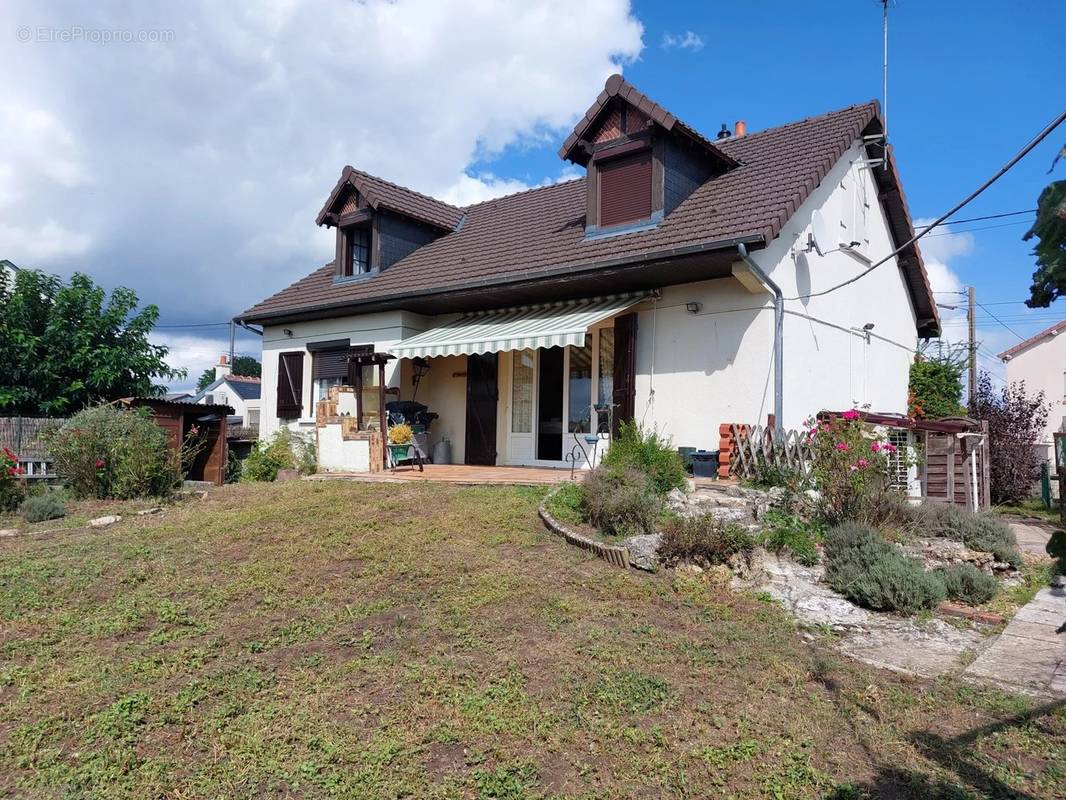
[307,464,576,486]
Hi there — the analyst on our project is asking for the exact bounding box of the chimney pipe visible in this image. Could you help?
[214,354,232,382]
[716,123,731,140]
[734,120,747,138]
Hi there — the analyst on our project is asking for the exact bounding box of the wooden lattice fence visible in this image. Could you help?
[728,424,812,482]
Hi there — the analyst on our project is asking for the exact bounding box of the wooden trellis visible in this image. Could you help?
[728,424,812,482]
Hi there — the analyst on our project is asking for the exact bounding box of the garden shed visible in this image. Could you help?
[120,398,233,485]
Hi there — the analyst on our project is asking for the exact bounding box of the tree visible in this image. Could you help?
[196,355,261,392]
[1024,145,1065,307]
[0,269,183,416]
[969,371,1049,505]
[908,351,964,419]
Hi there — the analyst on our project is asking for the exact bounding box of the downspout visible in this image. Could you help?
[737,243,784,432]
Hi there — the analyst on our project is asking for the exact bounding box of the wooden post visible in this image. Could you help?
[354,365,364,431]
[378,360,387,469]
[945,435,956,506]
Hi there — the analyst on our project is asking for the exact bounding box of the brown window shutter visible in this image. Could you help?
[612,312,638,435]
[276,352,304,419]
[312,349,349,380]
[599,150,652,227]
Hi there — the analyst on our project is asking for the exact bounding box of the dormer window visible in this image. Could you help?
[341,225,372,277]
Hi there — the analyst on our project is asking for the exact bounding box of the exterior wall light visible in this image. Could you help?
[686,302,701,314]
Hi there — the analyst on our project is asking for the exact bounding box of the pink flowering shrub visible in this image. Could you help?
[0,446,26,512]
[44,405,182,499]
[805,411,903,524]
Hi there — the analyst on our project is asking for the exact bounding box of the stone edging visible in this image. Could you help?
[538,485,631,569]
[937,601,1005,626]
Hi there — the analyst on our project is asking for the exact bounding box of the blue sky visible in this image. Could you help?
[3,0,1063,388]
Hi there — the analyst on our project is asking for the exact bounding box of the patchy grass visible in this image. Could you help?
[987,561,1057,619]
[0,480,1063,799]
[995,498,1061,525]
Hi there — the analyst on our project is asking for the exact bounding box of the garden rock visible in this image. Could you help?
[620,533,661,572]
[901,537,1014,575]
[0,528,16,537]
[137,507,165,516]
[88,515,121,528]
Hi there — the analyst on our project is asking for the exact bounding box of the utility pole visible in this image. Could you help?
[228,320,236,366]
[967,286,977,404]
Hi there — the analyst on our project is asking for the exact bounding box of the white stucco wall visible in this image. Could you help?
[749,140,919,429]
[1003,329,1066,462]
[631,278,774,451]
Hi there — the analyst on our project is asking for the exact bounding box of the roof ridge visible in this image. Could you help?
[461,175,584,210]
[997,318,1066,359]
[723,100,880,143]
[347,167,463,213]
[226,374,261,383]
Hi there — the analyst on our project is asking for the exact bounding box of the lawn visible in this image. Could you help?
[0,481,1062,799]
[996,498,1062,526]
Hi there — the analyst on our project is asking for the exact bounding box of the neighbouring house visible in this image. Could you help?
[1,259,19,284]
[998,319,1066,464]
[191,355,262,433]
[239,74,939,473]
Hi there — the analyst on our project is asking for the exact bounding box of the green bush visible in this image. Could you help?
[938,563,998,606]
[761,509,823,566]
[602,421,687,497]
[21,492,67,523]
[582,466,660,537]
[913,503,1022,566]
[44,405,181,499]
[824,522,946,614]
[660,513,755,567]
[240,429,315,482]
[225,453,243,484]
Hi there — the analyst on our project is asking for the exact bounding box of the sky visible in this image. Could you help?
[2,0,1064,391]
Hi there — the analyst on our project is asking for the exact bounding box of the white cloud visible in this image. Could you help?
[0,220,92,261]
[661,31,704,51]
[1,0,644,324]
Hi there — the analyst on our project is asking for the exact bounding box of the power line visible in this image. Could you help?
[934,209,1036,225]
[921,217,1027,236]
[976,300,1023,339]
[788,106,1066,301]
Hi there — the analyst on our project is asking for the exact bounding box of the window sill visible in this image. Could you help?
[333,270,379,285]
[584,212,663,241]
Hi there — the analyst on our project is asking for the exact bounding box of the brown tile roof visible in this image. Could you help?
[242,92,938,336]
[315,166,463,231]
[997,319,1066,360]
[226,374,261,384]
[559,73,737,168]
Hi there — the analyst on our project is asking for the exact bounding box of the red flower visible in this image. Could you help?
[95,459,106,469]
[842,409,860,421]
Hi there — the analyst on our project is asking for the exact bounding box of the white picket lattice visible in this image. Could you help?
[729,424,812,481]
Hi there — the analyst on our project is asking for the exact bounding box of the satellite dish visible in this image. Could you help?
[809,209,833,256]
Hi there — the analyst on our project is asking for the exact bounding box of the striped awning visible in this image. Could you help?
[388,294,645,359]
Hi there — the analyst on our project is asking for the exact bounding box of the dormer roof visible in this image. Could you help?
[316,166,464,231]
[559,73,738,170]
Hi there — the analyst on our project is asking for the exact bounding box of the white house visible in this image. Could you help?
[191,355,262,430]
[239,75,939,472]
[999,320,1066,464]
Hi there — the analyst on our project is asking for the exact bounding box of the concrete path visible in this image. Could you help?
[1008,518,1055,557]
[964,578,1066,699]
